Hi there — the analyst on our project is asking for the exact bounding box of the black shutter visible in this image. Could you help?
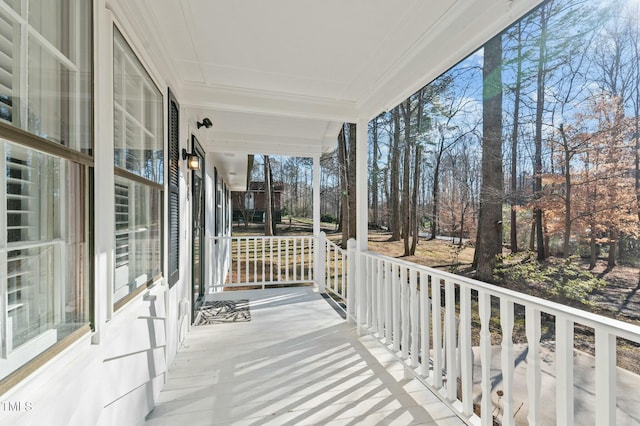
[168,89,180,286]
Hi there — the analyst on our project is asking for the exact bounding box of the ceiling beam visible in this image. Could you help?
[180,82,360,123]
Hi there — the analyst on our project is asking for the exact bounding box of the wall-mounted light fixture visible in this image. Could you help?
[182,148,201,171]
[196,117,213,129]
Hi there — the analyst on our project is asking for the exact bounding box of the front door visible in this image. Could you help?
[191,136,205,322]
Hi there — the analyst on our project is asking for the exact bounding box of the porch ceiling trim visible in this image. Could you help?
[181,83,360,123]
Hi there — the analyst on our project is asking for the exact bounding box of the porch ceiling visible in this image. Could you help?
[117,0,543,186]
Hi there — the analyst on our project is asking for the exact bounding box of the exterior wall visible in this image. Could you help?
[232,187,283,223]
[0,1,229,425]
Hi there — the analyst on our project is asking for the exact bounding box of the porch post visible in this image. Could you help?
[355,117,368,332]
[313,155,325,291]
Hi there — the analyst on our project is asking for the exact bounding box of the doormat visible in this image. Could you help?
[194,300,251,325]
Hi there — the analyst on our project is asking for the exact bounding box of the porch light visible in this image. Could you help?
[196,117,212,129]
[182,149,201,171]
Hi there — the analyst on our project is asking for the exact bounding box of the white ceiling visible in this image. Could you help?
[115,0,543,190]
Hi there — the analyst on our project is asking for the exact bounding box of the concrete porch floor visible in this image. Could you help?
[144,287,465,426]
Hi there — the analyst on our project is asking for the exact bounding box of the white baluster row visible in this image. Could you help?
[352,250,640,426]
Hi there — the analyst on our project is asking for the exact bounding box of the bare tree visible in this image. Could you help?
[473,33,503,281]
[263,155,275,236]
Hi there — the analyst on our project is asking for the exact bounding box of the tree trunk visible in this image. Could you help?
[347,123,357,241]
[410,144,422,255]
[372,117,379,227]
[473,33,503,281]
[401,98,412,256]
[559,124,572,258]
[338,126,349,247]
[534,4,548,262]
[263,155,274,236]
[510,21,523,254]
[390,108,401,241]
[608,229,618,269]
[430,152,441,240]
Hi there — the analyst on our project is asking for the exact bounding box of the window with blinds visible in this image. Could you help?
[0,1,91,384]
[0,1,91,153]
[2,142,88,380]
[0,12,15,124]
[112,26,163,306]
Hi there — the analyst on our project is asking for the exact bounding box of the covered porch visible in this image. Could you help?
[145,287,463,426]
[120,0,640,425]
[151,235,640,425]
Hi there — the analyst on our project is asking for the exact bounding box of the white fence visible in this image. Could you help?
[322,235,348,302]
[351,248,640,426]
[209,232,640,425]
[209,235,315,289]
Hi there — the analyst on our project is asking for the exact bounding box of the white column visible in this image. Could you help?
[312,155,324,291]
[355,118,368,332]
[92,4,115,343]
[355,118,368,250]
[313,155,321,237]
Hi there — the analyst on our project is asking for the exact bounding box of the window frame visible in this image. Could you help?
[0,0,93,393]
[111,24,165,309]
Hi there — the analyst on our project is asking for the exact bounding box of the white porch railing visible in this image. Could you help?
[209,235,315,289]
[209,232,640,425]
[351,248,640,426]
[322,235,348,303]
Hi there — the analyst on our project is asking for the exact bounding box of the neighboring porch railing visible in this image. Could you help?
[209,235,316,289]
[209,232,640,425]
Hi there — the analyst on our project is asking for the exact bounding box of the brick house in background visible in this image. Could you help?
[233,181,284,224]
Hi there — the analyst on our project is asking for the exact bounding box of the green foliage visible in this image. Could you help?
[496,255,606,305]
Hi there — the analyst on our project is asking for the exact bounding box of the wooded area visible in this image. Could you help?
[247,0,640,281]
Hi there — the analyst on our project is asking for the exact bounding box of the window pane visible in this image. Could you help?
[1,141,88,380]
[114,176,162,303]
[113,28,163,184]
[0,1,92,153]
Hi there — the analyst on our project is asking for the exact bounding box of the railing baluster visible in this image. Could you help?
[236,238,240,283]
[252,238,257,284]
[525,307,541,426]
[500,298,515,426]
[556,315,574,425]
[401,266,409,359]
[269,238,273,282]
[371,256,378,333]
[285,238,290,282]
[367,256,373,329]
[277,238,281,281]
[410,269,419,368]
[325,241,329,289]
[334,245,339,294]
[373,258,379,335]
[245,238,249,283]
[303,237,306,281]
[420,271,430,378]
[595,328,616,426]
[392,263,400,352]
[293,238,297,281]
[479,291,492,426]
[301,237,305,281]
[444,279,457,402]
[432,277,443,389]
[341,251,346,299]
[460,285,473,417]
[261,238,266,285]
[384,260,391,343]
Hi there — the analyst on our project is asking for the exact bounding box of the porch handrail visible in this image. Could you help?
[361,251,640,342]
[354,248,640,426]
[324,237,347,302]
[209,235,316,289]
